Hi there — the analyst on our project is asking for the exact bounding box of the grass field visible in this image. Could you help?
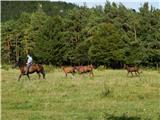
[1,68,160,120]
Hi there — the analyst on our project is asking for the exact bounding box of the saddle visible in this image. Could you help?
[25,63,33,72]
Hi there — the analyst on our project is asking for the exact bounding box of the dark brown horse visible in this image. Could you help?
[14,61,45,81]
[61,66,76,77]
[124,64,141,77]
[75,64,94,77]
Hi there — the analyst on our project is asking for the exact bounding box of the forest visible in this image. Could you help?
[1,1,160,68]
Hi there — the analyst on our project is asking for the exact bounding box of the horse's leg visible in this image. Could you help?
[89,72,91,77]
[131,72,134,77]
[135,71,137,76]
[18,74,22,81]
[81,72,85,77]
[41,71,45,80]
[127,71,129,77]
[37,73,41,79]
[72,72,75,77]
[71,72,75,79]
[27,74,30,80]
[80,73,83,79]
[137,71,140,76]
[92,72,94,77]
[90,71,94,77]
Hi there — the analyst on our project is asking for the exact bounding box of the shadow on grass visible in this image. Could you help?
[104,113,141,120]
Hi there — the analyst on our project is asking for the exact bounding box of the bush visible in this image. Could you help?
[101,84,111,98]
[43,65,56,73]
[97,65,106,71]
[1,64,10,71]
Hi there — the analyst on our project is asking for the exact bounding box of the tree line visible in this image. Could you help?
[1,1,75,22]
[1,1,160,68]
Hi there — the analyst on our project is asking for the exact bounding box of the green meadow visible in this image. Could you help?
[1,68,160,120]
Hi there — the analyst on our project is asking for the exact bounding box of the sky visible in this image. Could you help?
[51,0,160,10]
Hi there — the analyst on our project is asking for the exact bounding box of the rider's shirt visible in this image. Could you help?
[27,56,33,65]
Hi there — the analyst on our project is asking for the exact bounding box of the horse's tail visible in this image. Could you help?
[137,68,143,74]
[39,64,46,79]
[61,66,65,70]
[42,66,46,79]
[139,70,143,74]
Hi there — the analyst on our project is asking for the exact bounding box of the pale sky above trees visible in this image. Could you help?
[51,0,160,10]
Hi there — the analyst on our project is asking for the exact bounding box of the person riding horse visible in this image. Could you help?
[25,54,33,74]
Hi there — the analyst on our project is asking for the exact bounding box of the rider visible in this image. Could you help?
[25,54,33,74]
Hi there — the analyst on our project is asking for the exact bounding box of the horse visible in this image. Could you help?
[14,60,45,81]
[75,64,94,77]
[124,64,141,77]
[61,66,76,77]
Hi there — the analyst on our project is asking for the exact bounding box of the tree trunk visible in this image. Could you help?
[7,40,11,63]
[24,35,28,55]
[16,37,19,61]
[156,63,159,70]
[134,24,137,42]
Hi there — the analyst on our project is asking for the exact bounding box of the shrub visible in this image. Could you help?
[43,65,55,73]
[97,65,106,71]
[1,64,10,71]
[101,84,110,98]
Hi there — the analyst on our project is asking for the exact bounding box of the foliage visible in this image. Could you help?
[1,1,160,68]
[1,1,76,22]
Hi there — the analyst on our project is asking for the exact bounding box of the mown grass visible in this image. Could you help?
[1,68,160,120]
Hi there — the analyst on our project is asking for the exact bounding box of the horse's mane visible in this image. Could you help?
[18,62,26,67]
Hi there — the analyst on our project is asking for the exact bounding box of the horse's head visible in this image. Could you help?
[60,66,65,70]
[73,66,80,72]
[13,60,24,68]
[90,64,95,69]
[123,64,127,69]
[92,65,96,69]
[12,61,19,68]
